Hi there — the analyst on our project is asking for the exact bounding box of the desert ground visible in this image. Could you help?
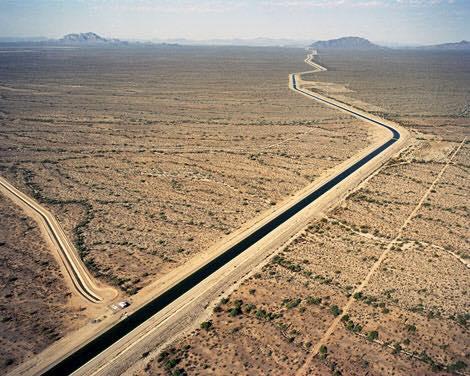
[0,46,379,372]
[0,194,87,370]
[304,50,469,140]
[146,50,469,376]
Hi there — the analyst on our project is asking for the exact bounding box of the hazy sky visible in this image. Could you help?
[0,0,469,44]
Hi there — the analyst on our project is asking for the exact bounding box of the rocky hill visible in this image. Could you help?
[311,36,382,50]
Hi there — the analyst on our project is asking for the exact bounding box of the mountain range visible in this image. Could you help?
[419,40,470,50]
[150,37,312,47]
[1,33,469,50]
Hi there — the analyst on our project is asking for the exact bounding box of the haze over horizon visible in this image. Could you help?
[0,0,469,45]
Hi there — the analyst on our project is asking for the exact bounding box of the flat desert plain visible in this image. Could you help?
[0,46,377,371]
[145,50,469,376]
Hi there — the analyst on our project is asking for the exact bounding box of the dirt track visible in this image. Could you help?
[0,177,116,304]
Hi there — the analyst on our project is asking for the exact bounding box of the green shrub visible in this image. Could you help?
[392,343,402,354]
[157,351,169,362]
[353,292,363,300]
[344,319,362,333]
[200,321,212,331]
[454,313,469,327]
[330,305,342,317]
[284,298,301,309]
[367,330,379,341]
[165,358,179,369]
[448,360,467,372]
[229,306,242,317]
[220,297,229,305]
[306,296,322,305]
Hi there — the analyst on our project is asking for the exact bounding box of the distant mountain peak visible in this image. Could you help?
[59,32,120,44]
[422,40,470,50]
[311,36,382,50]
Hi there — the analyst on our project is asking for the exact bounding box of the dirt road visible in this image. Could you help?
[0,177,116,304]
